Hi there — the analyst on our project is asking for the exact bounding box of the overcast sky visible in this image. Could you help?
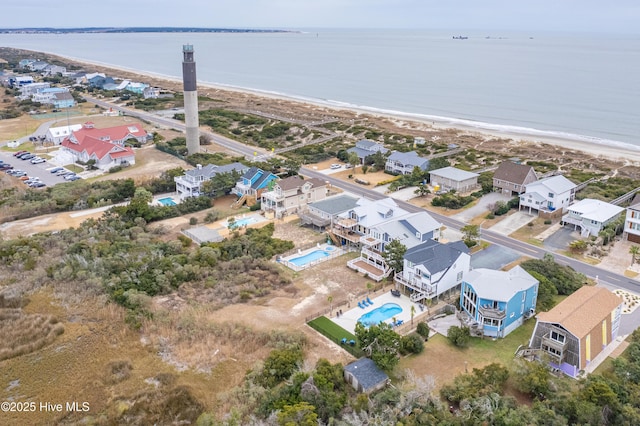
[1,0,638,34]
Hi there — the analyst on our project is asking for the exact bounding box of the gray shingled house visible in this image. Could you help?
[344,358,389,393]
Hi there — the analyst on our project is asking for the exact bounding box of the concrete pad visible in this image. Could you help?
[489,211,536,235]
[428,312,463,336]
[331,292,422,334]
[451,192,511,223]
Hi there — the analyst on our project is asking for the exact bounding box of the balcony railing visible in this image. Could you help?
[394,273,436,298]
[479,306,506,320]
[330,227,362,243]
[541,333,568,354]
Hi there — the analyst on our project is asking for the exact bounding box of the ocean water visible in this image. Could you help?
[2,29,639,147]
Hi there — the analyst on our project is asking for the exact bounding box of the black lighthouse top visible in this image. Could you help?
[182,44,197,91]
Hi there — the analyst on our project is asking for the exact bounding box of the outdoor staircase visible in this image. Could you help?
[327,231,341,246]
[232,194,248,209]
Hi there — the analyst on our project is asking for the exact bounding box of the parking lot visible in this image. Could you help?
[0,150,77,187]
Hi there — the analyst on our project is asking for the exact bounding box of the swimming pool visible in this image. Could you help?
[158,197,177,206]
[288,249,330,267]
[227,216,258,229]
[358,303,402,326]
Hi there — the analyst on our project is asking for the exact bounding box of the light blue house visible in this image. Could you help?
[385,151,429,175]
[460,266,539,338]
[233,167,278,199]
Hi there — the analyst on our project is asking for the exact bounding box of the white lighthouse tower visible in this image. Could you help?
[182,44,199,155]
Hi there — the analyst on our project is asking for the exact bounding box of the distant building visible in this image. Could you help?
[429,166,479,193]
[45,124,83,145]
[492,161,538,196]
[260,175,328,218]
[385,151,429,175]
[346,139,388,165]
[624,194,640,243]
[174,162,248,199]
[561,198,625,237]
[519,175,577,217]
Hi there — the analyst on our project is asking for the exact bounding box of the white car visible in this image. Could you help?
[330,163,342,170]
[30,157,46,164]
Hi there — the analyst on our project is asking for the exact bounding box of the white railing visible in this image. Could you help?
[278,248,344,272]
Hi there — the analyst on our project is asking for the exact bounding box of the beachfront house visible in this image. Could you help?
[299,194,360,231]
[519,175,576,217]
[459,266,539,338]
[624,194,640,243]
[561,198,625,237]
[385,151,429,175]
[528,286,622,378]
[27,61,49,72]
[174,162,248,199]
[232,167,278,206]
[346,139,389,165]
[492,161,538,196]
[429,166,479,193]
[18,82,51,99]
[344,358,389,394]
[394,239,470,302]
[42,64,66,76]
[327,197,442,280]
[10,76,34,87]
[260,175,328,218]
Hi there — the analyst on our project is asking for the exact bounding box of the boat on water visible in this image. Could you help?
[452,35,468,40]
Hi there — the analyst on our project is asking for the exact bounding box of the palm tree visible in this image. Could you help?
[630,245,640,266]
[328,295,334,315]
[410,305,416,326]
[366,282,373,295]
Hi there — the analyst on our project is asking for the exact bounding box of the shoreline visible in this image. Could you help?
[21,48,640,165]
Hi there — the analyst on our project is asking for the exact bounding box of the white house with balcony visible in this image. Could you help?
[394,239,470,302]
[519,175,576,216]
[561,198,624,237]
[624,194,640,243]
[260,175,328,218]
[174,162,248,199]
[385,151,429,175]
[330,197,442,281]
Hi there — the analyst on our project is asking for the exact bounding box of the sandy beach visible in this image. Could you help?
[17,48,640,168]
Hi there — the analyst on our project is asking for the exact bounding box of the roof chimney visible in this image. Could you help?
[196,164,202,169]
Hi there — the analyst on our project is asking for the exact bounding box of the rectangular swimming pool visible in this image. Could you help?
[227,216,258,229]
[288,249,330,267]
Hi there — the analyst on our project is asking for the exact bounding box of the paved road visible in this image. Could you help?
[78,96,638,294]
[83,96,269,160]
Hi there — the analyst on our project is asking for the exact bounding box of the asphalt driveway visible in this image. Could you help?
[471,245,522,270]
[543,226,579,251]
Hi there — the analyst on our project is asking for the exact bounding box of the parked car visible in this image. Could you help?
[30,157,46,164]
[19,175,30,181]
[330,163,342,170]
[56,170,71,176]
[30,182,46,188]
[13,150,28,157]
[66,175,81,181]
[24,177,41,185]
[19,153,35,160]
[64,173,78,180]
[0,164,13,171]
[11,171,27,177]
[49,167,64,174]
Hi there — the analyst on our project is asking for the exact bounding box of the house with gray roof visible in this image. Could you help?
[459,266,539,338]
[300,194,360,230]
[385,151,429,175]
[233,167,279,204]
[261,175,328,218]
[492,161,538,196]
[429,166,479,193]
[519,175,576,216]
[346,139,389,165]
[344,358,389,394]
[394,239,470,302]
[174,162,248,199]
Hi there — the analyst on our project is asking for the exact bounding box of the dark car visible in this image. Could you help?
[30,182,46,188]
[0,164,13,171]
[13,150,28,157]
[20,154,36,160]
[49,167,64,174]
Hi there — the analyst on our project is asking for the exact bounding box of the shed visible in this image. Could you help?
[343,358,389,393]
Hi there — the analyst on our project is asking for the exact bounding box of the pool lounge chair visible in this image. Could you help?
[397,320,404,326]
[361,299,369,307]
[366,297,373,305]
[358,302,364,309]
[341,338,347,344]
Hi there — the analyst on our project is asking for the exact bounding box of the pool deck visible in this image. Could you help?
[331,292,423,334]
[222,213,266,228]
[280,243,344,271]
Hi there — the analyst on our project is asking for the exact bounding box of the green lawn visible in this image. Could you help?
[307,316,364,357]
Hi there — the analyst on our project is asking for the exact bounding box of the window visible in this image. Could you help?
[550,330,565,343]
[548,192,554,198]
[457,271,463,281]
